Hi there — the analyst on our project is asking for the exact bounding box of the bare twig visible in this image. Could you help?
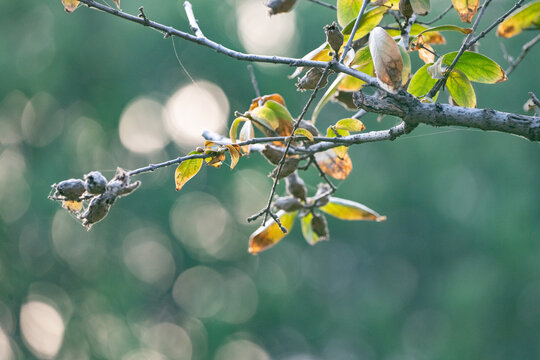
[183,1,204,38]
[128,153,209,176]
[340,0,369,63]
[418,4,453,25]
[505,34,540,75]
[305,0,337,11]
[76,0,378,87]
[311,155,337,191]
[247,65,262,99]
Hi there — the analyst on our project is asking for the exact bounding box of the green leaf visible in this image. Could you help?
[416,24,473,37]
[264,100,293,124]
[229,117,249,143]
[294,128,314,142]
[451,0,479,23]
[337,0,362,27]
[341,6,388,40]
[350,45,372,67]
[447,69,476,108]
[248,211,297,254]
[335,118,366,132]
[300,213,323,245]
[497,1,540,38]
[410,0,430,15]
[175,151,203,191]
[250,105,279,131]
[442,51,507,84]
[326,126,350,159]
[408,63,438,99]
[399,45,411,86]
[319,197,386,221]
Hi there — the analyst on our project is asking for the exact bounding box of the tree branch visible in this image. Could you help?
[505,34,540,75]
[305,0,337,11]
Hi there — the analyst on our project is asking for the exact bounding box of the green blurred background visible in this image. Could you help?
[1,0,539,359]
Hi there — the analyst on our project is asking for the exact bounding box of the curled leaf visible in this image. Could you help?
[334,118,366,132]
[369,27,403,92]
[314,149,353,180]
[239,120,254,155]
[230,117,249,144]
[320,196,386,221]
[225,145,242,170]
[294,128,315,142]
[175,151,203,191]
[248,211,297,254]
[62,0,79,12]
[451,0,479,23]
[301,213,329,245]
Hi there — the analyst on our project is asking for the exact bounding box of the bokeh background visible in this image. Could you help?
[1,0,539,359]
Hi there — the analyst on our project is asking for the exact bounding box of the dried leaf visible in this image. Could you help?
[418,44,435,64]
[226,145,241,170]
[248,211,297,254]
[205,152,226,168]
[62,200,83,213]
[175,151,203,191]
[270,157,300,179]
[249,94,286,111]
[451,0,479,23]
[113,0,120,10]
[294,128,315,142]
[335,118,366,132]
[447,69,476,108]
[285,172,307,201]
[320,196,386,221]
[239,120,254,155]
[229,117,249,143]
[314,149,353,180]
[497,1,540,38]
[442,51,507,84]
[369,27,403,92]
[300,213,328,245]
[274,196,303,212]
[62,0,79,12]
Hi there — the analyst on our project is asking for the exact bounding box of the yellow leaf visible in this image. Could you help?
[294,128,314,142]
[369,27,403,92]
[320,197,386,221]
[335,118,366,132]
[226,145,241,170]
[248,211,297,254]
[229,117,249,143]
[175,151,203,191]
[205,152,226,168]
[62,200,83,212]
[249,93,286,111]
[62,0,79,12]
[497,1,540,38]
[451,0,479,23]
[314,149,353,180]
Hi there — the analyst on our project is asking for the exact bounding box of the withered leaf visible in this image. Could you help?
[451,0,479,23]
[248,211,297,254]
[314,149,353,180]
[369,27,403,92]
[62,0,79,12]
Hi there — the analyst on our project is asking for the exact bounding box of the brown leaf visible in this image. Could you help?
[270,157,300,179]
[62,0,79,12]
[113,0,120,10]
[369,27,403,92]
[314,149,353,180]
[418,44,435,64]
[62,200,83,213]
[451,0,479,23]
[226,145,242,170]
[249,94,286,111]
[248,211,297,254]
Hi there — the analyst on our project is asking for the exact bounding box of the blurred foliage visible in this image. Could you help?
[0,0,539,359]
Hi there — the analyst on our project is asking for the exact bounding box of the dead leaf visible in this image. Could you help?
[418,44,435,64]
[248,211,297,254]
[62,0,79,12]
[369,27,403,92]
[451,0,479,23]
[314,149,353,180]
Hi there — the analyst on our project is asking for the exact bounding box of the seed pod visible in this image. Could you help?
[298,120,320,137]
[117,180,141,197]
[296,68,332,91]
[314,183,332,207]
[266,0,297,15]
[84,171,107,195]
[274,196,303,212]
[311,213,329,240]
[285,172,307,201]
[262,144,284,165]
[80,195,111,230]
[324,22,344,54]
[54,179,86,200]
[270,157,300,179]
[399,0,414,19]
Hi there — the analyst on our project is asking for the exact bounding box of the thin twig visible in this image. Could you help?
[418,4,453,25]
[340,0,369,63]
[76,0,379,87]
[305,0,337,11]
[183,1,204,38]
[247,65,261,99]
[128,153,209,176]
[530,92,540,108]
[311,155,337,191]
[505,34,540,75]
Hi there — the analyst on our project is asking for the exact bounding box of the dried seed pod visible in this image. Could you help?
[274,196,303,212]
[285,172,307,201]
[311,213,329,240]
[298,120,320,137]
[84,171,107,195]
[117,180,141,197]
[80,195,111,230]
[296,68,332,91]
[324,22,344,54]
[266,0,297,15]
[270,157,300,179]
[314,183,332,207]
[262,144,284,165]
[399,0,414,19]
[54,179,86,200]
